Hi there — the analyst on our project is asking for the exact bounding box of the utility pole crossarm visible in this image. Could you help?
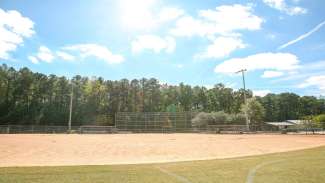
[235,69,247,74]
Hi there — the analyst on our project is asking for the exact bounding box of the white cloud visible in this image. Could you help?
[63,44,124,64]
[118,0,157,30]
[214,52,300,74]
[271,60,325,83]
[28,56,39,64]
[175,64,183,68]
[168,4,262,60]
[118,0,184,31]
[278,20,325,50]
[131,35,176,54]
[263,0,307,15]
[298,75,325,91]
[289,6,307,15]
[263,0,288,11]
[0,9,34,59]
[36,46,54,63]
[253,90,271,97]
[225,82,237,88]
[302,60,325,71]
[196,36,246,59]
[169,4,263,37]
[262,70,284,78]
[56,51,75,61]
[28,46,54,64]
[204,85,214,89]
[199,4,263,33]
[169,16,210,37]
[159,7,184,23]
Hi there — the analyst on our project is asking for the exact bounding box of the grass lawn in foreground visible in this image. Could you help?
[1,146,325,183]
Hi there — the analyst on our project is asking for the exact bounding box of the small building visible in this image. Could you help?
[286,120,304,125]
[266,121,296,130]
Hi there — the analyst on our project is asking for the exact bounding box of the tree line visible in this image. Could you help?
[0,64,324,126]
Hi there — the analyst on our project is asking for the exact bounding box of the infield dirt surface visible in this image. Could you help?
[1,134,325,167]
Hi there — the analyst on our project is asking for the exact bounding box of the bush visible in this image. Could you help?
[228,113,246,124]
[211,111,228,124]
[191,112,214,127]
[313,114,325,129]
[192,111,247,126]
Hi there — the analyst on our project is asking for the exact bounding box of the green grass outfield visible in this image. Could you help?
[1,146,325,183]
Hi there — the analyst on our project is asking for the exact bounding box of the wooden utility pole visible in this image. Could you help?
[68,82,73,132]
[235,69,249,131]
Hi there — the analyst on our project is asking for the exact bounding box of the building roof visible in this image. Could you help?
[286,120,303,125]
[266,122,296,126]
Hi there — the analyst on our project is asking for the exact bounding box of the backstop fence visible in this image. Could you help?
[115,112,197,133]
[114,112,278,133]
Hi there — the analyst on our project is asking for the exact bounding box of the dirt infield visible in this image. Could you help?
[1,134,325,167]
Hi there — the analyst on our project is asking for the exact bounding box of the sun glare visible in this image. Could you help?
[118,0,157,31]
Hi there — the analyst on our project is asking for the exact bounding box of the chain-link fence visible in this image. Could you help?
[1,112,324,134]
[115,112,279,133]
[1,124,324,134]
[115,112,197,133]
[0,125,80,134]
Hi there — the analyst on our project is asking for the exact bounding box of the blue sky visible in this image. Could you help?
[1,0,325,97]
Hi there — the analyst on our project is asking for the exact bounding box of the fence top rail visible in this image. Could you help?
[80,125,116,128]
[207,125,261,127]
[0,125,79,128]
[116,112,197,114]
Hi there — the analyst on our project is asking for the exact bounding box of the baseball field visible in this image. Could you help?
[0,134,325,182]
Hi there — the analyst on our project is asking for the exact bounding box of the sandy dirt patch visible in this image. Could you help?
[1,134,325,167]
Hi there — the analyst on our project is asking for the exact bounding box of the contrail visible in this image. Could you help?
[278,20,325,50]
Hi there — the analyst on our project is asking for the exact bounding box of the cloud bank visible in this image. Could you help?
[214,52,300,74]
[0,9,34,59]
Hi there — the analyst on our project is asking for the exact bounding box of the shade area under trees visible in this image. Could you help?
[0,64,325,126]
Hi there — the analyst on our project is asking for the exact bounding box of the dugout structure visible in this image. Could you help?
[115,112,196,132]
